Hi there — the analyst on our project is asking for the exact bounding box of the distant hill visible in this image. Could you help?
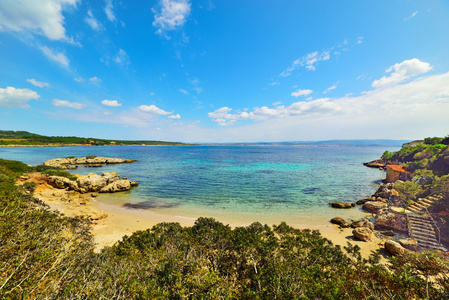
[213,139,411,147]
[0,130,189,146]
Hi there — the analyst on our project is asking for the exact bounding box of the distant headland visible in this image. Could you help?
[0,130,191,147]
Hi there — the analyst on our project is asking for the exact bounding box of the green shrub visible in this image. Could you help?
[22,181,37,193]
[395,181,423,201]
[41,169,77,181]
[0,158,35,175]
[86,155,97,159]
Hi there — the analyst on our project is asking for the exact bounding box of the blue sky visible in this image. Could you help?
[0,0,448,143]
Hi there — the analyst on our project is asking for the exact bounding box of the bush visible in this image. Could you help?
[395,181,423,201]
[22,181,37,193]
[41,168,77,181]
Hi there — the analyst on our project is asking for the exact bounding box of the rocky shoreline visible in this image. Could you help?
[330,157,447,255]
[43,156,137,169]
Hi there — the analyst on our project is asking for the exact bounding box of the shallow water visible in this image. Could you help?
[0,145,397,226]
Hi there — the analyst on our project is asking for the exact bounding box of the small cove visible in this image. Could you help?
[0,145,397,226]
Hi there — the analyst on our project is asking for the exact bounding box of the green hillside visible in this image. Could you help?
[0,130,189,146]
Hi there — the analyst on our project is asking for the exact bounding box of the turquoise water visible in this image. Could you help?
[0,145,396,225]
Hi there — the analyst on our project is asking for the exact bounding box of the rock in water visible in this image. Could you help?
[329,202,355,209]
[352,227,373,241]
[385,240,409,256]
[330,217,350,227]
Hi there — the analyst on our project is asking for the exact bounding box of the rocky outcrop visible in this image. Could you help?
[374,210,408,233]
[329,202,355,209]
[352,227,372,241]
[351,219,374,230]
[330,217,350,228]
[398,238,421,252]
[43,156,136,169]
[362,201,387,213]
[363,159,387,169]
[384,240,409,256]
[47,172,138,194]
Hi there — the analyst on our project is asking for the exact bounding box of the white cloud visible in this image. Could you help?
[371,58,432,88]
[85,10,104,31]
[104,0,116,22]
[202,71,449,142]
[114,49,130,65]
[280,50,331,77]
[89,76,101,84]
[357,37,364,44]
[0,0,79,41]
[40,46,69,67]
[101,100,121,107]
[138,104,172,115]
[74,77,84,82]
[168,114,181,119]
[291,89,313,97]
[152,0,191,36]
[404,11,418,22]
[323,82,339,94]
[179,89,189,94]
[27,78,50,88]
[0,86,40,108]
[53,99,85,109]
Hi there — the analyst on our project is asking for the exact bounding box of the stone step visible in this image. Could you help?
[427,196,440,201]
[420,199,434,205]
[412,231,436,240]
[409,219,433,227]
[408,206,421,212]
[410,225,436,235]
[408,215,431,221]
[412,231,438,243]
[417,240,444,249]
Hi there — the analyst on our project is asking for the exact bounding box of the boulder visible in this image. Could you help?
[362,201,387,213]
[352,227,372,242]
[351,219,374,230]
[330,217,350,228]
[99,179,132,193]
[48,176,78,190]
[378,230,395,237]
[76,173,108,193]
[356,198,371,205]
[329,202,355,209]
[101,172,120,184]
[398,238,421,252]
[374,211,408,233]
[385,240,409,256]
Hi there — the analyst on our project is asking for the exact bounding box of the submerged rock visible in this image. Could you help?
[329,202,355,209]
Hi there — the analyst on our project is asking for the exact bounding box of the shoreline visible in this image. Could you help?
[30,176,385,256]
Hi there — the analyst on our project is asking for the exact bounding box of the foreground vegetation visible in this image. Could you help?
[0,130,189,146]
[1,158,449,298]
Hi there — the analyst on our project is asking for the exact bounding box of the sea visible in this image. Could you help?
[0,145,397,227]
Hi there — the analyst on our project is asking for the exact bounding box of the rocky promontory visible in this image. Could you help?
[47,172,138,193]
[43,156,136,169]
